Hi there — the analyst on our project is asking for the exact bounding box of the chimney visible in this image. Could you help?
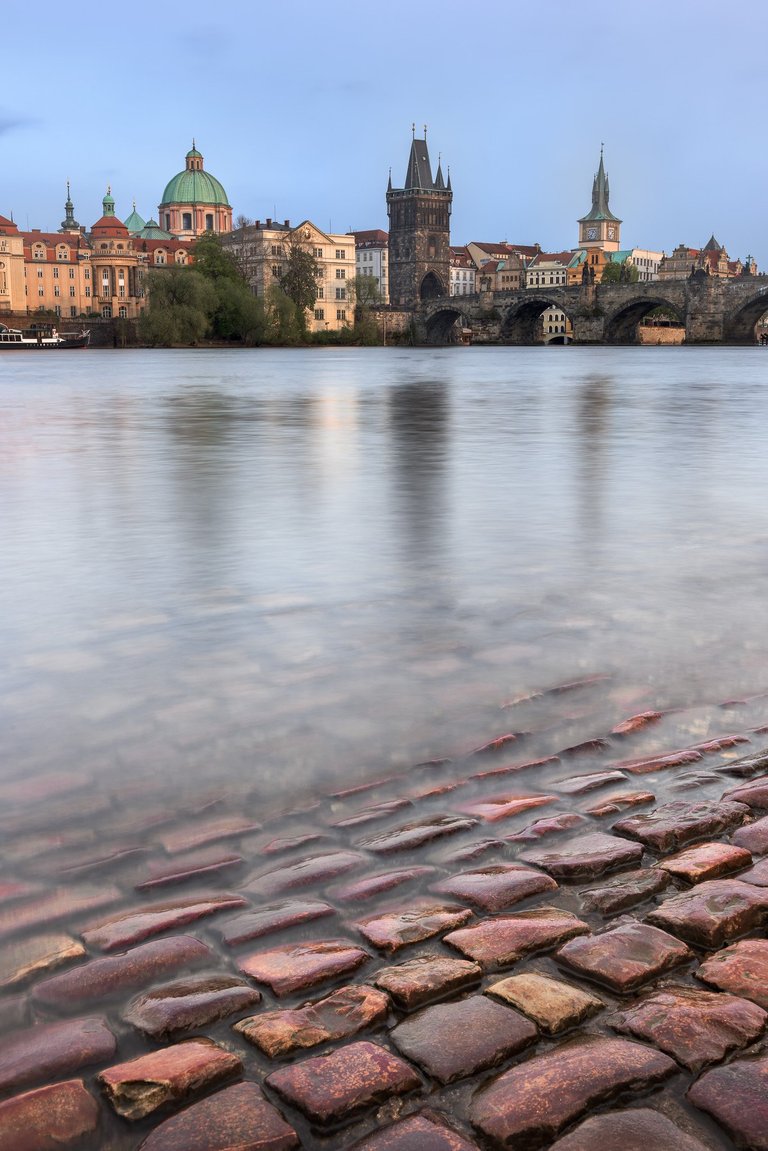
[284,219,290,227]
[266,218,272,227]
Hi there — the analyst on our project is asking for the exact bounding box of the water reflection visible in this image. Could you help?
[2,347,768,810]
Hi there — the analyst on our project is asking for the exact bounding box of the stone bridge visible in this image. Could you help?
[415,275,768,345]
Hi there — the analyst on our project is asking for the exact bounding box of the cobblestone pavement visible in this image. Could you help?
[2,680,768,1149]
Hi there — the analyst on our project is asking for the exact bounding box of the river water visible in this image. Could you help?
[3,345,768,816]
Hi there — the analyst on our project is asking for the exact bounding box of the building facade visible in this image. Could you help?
[353,229,389,303]
[222,219,356,332]
[657,236,750,280]
[449,246,475,295]
[386,131,452,307]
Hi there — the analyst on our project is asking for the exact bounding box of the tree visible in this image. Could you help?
[192,231,244,284]
[349,274,383,309]
[278,238,320,331]
[139,268,216,345]
[601,260,639,284]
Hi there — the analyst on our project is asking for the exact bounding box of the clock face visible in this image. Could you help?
[587,227,597,241]
[607,227,615,240]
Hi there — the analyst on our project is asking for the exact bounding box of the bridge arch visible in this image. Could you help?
[424,304,472,344]
[723,287,768,343]
[603,294,686,343]
[420,271,445,301]
[499,294,573,344]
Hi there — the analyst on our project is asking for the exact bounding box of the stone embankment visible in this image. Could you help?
[2,681,768,1149]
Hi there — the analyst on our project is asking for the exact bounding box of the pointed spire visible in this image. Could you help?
[446,166,452,192]
[405,131,434,189]
[387,167,392,192]
[580,145,620,226]
[60,181,80,232]
[435,152,445,189]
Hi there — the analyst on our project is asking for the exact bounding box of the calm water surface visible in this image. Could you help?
[3,345,768,811]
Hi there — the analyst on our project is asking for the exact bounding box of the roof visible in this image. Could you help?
[124,206,146,234]
[160,146,230,208]
[405,137,435,189]
[703,234,724,251]
[527,250,573,267]
[579,148,621,224]
[353,229,388,247]
[470,241,540,259]
[91,215,129,238]
[0,214,18,232]
[134,218,173,240]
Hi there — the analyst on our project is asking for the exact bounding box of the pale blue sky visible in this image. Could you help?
[2,0,766,262]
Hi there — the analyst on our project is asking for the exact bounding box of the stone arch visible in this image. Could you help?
[424,304,471,344]
[420,271,444,301]
[499,294,572,344]
[723,287,768,343]
[603,295,686,343]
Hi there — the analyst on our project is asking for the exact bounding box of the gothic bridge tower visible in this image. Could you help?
[578,146,621,251]
[387,127,452,307]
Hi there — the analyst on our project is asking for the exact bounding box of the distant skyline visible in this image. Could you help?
[2,0,766,263]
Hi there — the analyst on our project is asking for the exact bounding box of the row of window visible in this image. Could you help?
[314,309,347,321]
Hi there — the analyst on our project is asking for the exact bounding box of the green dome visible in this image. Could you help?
[160,167,230,207]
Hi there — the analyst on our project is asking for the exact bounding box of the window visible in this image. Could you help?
[54,285,61,297]
[84,269,90,280]
[69,286,76,297]
[205,214,213,231]
[155,252,166,265]
[316,287,324,299]
[336,309,346,321]
[271,264,282,277]
[54,305,61,316]
[271,245,281,256]
[335,287,346,300]
[70,306,77,317]
[102,305,112,318]
[182,213,192,231]
[69,268,75,279]
[336,268,345,279]
[335,249,345,259]
[119,286,125,298]
[314,308,324,320]
[313,247,322,258]
[164,214,171,231]
[53,267,59,278]
[33,245,45,260]
[38,286,44,296]
[37,269,44,278]
[85,287,91,297]
[118,306,127,318]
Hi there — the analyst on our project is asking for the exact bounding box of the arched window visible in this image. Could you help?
[155,251,166,265]
[102,304,112,318]
[33,244,45,260]
[175,250,187,264]
[57,245,69,261]
[182,213,192,231]
[205,213,214,231]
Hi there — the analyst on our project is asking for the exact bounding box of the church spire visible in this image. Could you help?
[580,145,620,225]
[60,181,80,232]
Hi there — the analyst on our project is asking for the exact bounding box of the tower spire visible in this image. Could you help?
[60,181,80,232]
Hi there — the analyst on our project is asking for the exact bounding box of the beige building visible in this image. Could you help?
[1,187,194,322]
[449,246,475,295]
[658,236,751,280]
[223,219,357,332]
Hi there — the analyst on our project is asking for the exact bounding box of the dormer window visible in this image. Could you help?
[57,246,69,260]
[33,245,45,260]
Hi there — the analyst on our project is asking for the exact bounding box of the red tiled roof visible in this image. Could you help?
[0,214,19,232]
[353,229,388,247]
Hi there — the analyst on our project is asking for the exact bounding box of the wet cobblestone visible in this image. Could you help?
[4,698,768,1148]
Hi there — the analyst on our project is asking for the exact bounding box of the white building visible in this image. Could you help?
[353,229,389,304]
[449,246,475,295]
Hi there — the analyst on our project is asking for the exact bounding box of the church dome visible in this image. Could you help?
[160,144,230,208]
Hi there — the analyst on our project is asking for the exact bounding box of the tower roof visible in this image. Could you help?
[160,144,230,208]
[579,147,621,224]
[124,201,146,234]
[703,234,724,251]
[405,136,435,189]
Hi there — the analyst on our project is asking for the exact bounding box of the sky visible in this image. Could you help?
[2,0,767,264]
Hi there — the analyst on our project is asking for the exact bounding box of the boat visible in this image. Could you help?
[0,322,90,350]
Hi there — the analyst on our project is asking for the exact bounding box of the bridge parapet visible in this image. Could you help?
[416,275,768,345]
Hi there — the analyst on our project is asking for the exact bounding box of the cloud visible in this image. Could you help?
[0,111,37,137]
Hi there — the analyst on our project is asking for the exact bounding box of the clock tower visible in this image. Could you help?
[578,147,621,251]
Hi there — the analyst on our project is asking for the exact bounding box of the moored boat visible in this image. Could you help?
[0,322,90,349]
